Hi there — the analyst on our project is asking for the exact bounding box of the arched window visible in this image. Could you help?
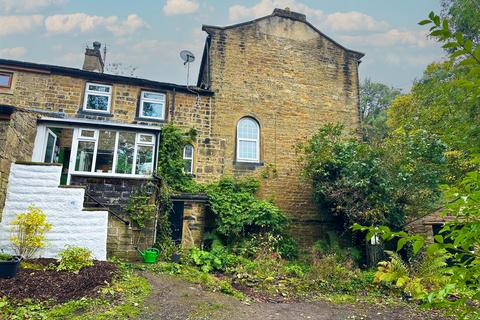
[183,144,194,174]
[236,117,260,162]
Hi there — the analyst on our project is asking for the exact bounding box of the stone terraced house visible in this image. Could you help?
[0,9,363,259]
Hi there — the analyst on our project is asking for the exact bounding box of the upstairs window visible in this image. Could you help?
[236,117,260,162]
[0,72,13,88]
[140,91,165,120]
[83,82,112,113]
[183,144,194,174]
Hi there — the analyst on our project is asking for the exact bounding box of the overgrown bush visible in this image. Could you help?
[56,246,94,273]
[298,124,445,227]
[311,231,361,264]
[188,247,243,273]
[9,205,52,259]
[230,232,297,260]
[205,177,289,245]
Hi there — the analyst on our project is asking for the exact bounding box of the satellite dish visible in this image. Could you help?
[180,50,195,65]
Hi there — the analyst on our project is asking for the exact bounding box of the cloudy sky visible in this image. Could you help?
[0,0,445,91]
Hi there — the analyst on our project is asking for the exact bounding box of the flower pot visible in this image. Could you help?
[0,256,21,279]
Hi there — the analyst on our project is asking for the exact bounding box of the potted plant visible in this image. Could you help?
[0,252,21,279]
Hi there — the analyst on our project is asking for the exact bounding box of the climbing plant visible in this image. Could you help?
[126,186,157,229]
[156,124,198,192]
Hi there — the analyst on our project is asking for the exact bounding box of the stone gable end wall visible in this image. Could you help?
[206,16,362,244]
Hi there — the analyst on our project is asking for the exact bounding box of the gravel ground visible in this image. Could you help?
[137,272,451,320]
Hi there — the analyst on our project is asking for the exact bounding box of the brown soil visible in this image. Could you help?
[138,272,452,320]
[0,259,117,303]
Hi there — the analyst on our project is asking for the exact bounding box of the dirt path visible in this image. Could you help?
[137,272,449,320]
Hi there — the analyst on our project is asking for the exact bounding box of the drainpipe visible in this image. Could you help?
[170,88,176,122]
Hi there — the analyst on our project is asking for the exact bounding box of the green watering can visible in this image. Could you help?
[137,248,160,264]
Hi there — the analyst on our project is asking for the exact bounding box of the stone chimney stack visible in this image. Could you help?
[82,41,104,73]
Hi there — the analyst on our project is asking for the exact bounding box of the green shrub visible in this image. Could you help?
[154,238,180,261]
[312,232,361,264]
[205,177,288,245]
[9,205,52,259]
[56,246,94,273]
[231,233,297,260]
[0,253,13,261]
[187,246,245,273]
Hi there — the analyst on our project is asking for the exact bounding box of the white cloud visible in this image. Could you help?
[229,0,323,22]
[0,0,65,13]
[0,47,27,58]
[106,14,148,37]
[228,0,388,33]
[0,15,43,36]
[324,11,389,32]
[44,13,147,36]
[163,0,199,16]
[44,13,117,34]
[339,29,433,48]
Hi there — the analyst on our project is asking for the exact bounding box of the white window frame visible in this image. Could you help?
[139,91,166,120]
[69,128,155,178]
[0,71,13,88]
[134,133,156,175]
[83,82,112,113]
[236,117,260,163]
[183,144,194,174]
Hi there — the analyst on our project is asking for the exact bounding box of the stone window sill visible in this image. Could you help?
[77,109,113,117]
[232,161,264,169]
[134,117,165,124]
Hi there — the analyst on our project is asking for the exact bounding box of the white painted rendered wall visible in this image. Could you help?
[0,163,108,260]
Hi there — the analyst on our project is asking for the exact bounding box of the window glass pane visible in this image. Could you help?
[0,74,11,87]
[184,145,193,158]
[95,130,115,173]
[184,159,193,174]
[136,145,154,175]
[116,132,135,174]
[80,129,95,138]
[75,141,95,172]
[238,118,258,139]
[139,134,153,143]
[86,94,109,111]
[238,140,257,160]
[44,132,56,163]
[142,101,164,118]
[143,92,164,100]
[88,84,110,93]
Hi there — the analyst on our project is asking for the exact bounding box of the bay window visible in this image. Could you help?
[72,128,155,177]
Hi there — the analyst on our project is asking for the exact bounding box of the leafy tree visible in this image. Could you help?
[353,11,480,318]
[299,124,445,228]
[359,79,401,141]
[441,0,480,47]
